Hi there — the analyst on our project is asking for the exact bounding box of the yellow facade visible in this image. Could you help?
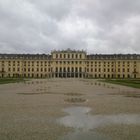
[0,49,140,78]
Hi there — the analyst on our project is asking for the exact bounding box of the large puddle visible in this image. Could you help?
[57,106,140,140]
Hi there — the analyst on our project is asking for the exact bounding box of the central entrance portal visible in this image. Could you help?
[54,73,84,78]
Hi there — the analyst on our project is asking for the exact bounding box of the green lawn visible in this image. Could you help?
[0,78,25,84]
[100,79,140,88]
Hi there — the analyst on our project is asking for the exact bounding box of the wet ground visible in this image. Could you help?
[58,106,140,140]
[0,78,140,140]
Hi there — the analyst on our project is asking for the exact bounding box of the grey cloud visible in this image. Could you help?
[28,0,73,20]
[0,0,140,54]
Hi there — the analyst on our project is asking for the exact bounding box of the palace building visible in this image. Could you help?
[0,49,140,78]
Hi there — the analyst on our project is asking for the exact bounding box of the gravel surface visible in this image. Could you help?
[0,78,140,140]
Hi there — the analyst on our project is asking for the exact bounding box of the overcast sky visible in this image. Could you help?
[0,0,140,54]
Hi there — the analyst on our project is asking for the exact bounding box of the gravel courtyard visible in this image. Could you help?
[0,79,140,140]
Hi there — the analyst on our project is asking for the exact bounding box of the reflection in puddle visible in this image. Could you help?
[57,106,140,140]
[59,107,140,129]
[60,130,108,140]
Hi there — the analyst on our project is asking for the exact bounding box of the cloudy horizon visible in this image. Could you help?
[0,0,140,54]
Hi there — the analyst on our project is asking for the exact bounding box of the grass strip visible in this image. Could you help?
[100,79,140,89]
[0,78,25,84]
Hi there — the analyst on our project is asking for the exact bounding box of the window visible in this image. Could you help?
[71,54,74,58]
[9,62,11,66]
[72,67,74,72]
[60,54,62,58]
[127,61,130,65]
[13,62,15,66]
[56,54,58,58]
[64,67,66,72]
[112,74,114,78]
[59,67,62,72]
[118,74,120,78]
[56,67,58,72]
[28,61,30,65]
[95,74,97,78]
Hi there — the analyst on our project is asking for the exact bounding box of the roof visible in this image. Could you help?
[0,54,51,60]
[87,54,140,60]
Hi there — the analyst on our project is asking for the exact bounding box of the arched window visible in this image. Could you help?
[68,67,70,72]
